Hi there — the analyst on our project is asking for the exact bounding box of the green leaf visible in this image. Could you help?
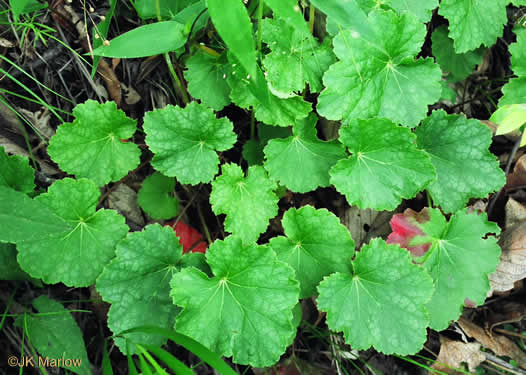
[269,205,354,298]
[0,146,34,193]
[415,110,505,213]
[144,102,237,185]
[509,28,526,77]
[317,238,434,355]
[133,0,195,19]
[137,172,179,220]
[210,164,279,243]
[92,21,186,58]
[438,0,508,53]
[9,0,46,20]
[15,296,90,375]
[499,77,526,106]
[431,26,484,82]
[310,0,373,38]
[490,104,526,137]
[227,56,312,127]
[263,0,310,37]
[207,0,257,79]
[91,0,117,77]
[0,179,128,286]
[317,10,442,127]
[414,209,501,330]
[170,236,299,366]
[330,118,436,211]
[263,113,346,193]
[184,51,231,111]
[48,100,140,187]
[382,0,438,23]
[97,224,183,353]
[261,18,335,94]
[0,243,29,280]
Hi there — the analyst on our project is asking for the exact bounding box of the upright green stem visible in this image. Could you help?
[155,0,189,105]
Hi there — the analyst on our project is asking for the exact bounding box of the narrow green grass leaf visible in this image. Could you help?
[92,21,186,58]
[102,340,114,375]
[119,325,238,375]
[207,0,257,79]
[143,346,195,375]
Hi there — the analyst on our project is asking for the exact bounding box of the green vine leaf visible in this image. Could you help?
[137,172,179,220]
[264,114,345,193]
[47,100,141,186]
[431,25,484,82]
[261,18,335,95]
[0,146,34,193]
[269,205,354,298]
[330,118,436,211]
[144,102,237,185]
[317,9,441,127]
[415,110,505,213]
[317,238,434,355]
[413,209,501,330]
[226,55,312,127]
[170,236,299,367]
[210,164,279,243]
[184,51,231,111]
[0,179,128,286]
[438,0,508,53]
[14,296,91,375]
[96,224,183,353]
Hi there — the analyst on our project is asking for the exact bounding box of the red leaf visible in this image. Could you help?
[165,221,208,253]
[387,208,431,257]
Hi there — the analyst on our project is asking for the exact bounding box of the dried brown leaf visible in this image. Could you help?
[489,225,526,295]
[458,317,526,369]
[431,335,485,374]
[343,206,393,246]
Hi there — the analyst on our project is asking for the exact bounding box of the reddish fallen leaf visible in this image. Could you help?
[165,221,208,253]
[386,208,431,256]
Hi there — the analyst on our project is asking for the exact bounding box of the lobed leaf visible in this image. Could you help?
[144,102,237,185]
[330,118,436,211]
[269,205,354,298]
[47,100,141,186]
[0,179,128,286]
[263,113,345,193]
[413,209,501,330]
[317,9,442,127]
[261,18,335,95]
[170,236,299,367]
[438,0,508,53]
[97,224,183,353]
[184,51,231,111]
[317,238,434,355]
[415,110,505,213]
[210,164,278,243]
[431,26,484,82]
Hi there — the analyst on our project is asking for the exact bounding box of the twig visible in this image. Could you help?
[483,352,526,375]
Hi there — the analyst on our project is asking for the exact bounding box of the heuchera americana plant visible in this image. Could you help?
[1,0,523,369]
